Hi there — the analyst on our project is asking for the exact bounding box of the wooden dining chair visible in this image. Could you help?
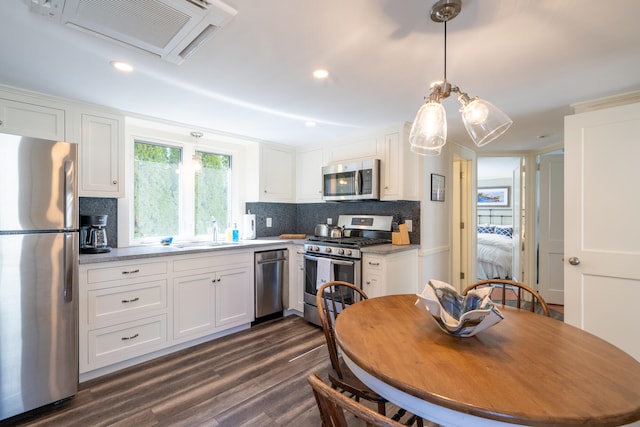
[316,281,424,427]
[307,372,405,427]
[462,279,551,317]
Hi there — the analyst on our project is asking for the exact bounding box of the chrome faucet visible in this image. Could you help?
[211,216,218,242]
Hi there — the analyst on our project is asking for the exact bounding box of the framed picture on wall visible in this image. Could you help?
[477,187,510,207]
[431,174,445,202]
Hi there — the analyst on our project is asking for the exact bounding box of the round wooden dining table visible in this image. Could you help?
[334,294,640,427]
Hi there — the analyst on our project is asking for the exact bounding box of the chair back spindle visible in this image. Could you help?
[463,279,551,317]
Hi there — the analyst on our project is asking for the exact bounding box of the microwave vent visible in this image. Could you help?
[24,0,237,64]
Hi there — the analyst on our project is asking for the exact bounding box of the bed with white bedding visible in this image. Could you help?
[477,225,513,279]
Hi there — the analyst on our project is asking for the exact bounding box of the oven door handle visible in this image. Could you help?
[304,254,355,266]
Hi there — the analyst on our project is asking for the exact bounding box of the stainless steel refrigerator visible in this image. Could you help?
[0,132,78,421]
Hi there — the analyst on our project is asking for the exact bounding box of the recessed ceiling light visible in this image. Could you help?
[111,61,133,73]
[313,69,329,79]
[305,121,317,127]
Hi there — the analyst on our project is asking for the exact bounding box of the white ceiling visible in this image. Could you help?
[1,0,640,153]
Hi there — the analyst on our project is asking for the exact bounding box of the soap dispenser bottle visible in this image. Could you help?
[232,222,239,242]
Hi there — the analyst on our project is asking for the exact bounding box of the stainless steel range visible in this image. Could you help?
[303,215,393,326]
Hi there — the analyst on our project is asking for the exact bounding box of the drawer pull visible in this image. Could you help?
[121,333,139,341]
[121,269,140,275]
[368,262,380,266]
[121,297,140,304]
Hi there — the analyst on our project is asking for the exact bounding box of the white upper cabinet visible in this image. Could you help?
[380,123,419,201]
[296,147,324,203]
[325,136,379,164]
[78,110,124,197]
[259,144,295,202]
[322,123,419,201]
[0,97,65,140]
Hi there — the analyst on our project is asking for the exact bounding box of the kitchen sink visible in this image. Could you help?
[172,241,248,248]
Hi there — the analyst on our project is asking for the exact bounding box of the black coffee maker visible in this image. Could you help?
[80,214,111,254]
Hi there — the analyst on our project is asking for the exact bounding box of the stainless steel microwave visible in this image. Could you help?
[322,159,380,201]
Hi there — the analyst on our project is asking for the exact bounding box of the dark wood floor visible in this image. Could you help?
[4,307,563,427]
[5,315,337,427]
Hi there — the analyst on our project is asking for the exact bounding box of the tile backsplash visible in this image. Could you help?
[79,197,118,248]
[246,201,420,244]
[79,198,420,249]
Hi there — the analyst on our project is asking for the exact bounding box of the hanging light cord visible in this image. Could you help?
[443,20,447,83]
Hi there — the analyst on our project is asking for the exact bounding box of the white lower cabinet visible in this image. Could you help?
[80,259,170,373]
[173,266,251,341]
[87,314,168,369]
[79,250,254,378]
[286,245,304,313]
[362,249,418,298]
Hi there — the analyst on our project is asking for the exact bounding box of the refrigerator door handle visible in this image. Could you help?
[64,159,75,230]
[64,233,75,302]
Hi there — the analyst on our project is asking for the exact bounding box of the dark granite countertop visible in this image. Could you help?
[260,236,420,255]
[360,243,420,255]
[79,239,293,264]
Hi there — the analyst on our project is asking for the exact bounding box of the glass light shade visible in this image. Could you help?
[192,154,202,172]
[410,144,442,156]
[409,101,447,151]
[460,98,513,147]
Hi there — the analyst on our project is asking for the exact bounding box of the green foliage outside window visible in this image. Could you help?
[195,151,231,235]
[133,140,232,241]
[134,142,181,238]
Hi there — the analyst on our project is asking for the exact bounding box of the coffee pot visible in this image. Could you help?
[80,214,111,254]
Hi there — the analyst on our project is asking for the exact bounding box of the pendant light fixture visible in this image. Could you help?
[410,0,512,155]
[191,131,203,172]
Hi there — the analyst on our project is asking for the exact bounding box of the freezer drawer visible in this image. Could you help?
[0,233,78,420]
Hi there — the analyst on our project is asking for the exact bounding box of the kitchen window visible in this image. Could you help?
[132,139,231,243]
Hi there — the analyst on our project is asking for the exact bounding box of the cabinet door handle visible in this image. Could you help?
[112,180,118,185]
[121,297,140,303]
[122,269,140,275]
[121,333,139,341]
[368,262,380,266]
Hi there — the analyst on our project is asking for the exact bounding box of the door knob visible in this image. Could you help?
[568,257,581,265]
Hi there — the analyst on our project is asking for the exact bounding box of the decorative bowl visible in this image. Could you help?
[415,280,504,337]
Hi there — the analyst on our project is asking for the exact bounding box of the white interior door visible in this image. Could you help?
[538,153,564,304]
[565,101,640,361]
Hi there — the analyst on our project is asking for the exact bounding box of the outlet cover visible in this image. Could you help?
[266,218,272,227]
[327,218,332,225]
[405,220,412,232]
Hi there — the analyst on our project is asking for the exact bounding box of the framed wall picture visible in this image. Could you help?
[477,187,510,207]
[431,174,445,202]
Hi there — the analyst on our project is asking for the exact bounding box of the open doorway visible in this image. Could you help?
[476,157,523,281]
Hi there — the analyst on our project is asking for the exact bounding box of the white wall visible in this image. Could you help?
[416,143,452,289]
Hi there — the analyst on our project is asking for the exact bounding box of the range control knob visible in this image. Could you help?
[313,246,320,252]
[337,248,345,255]
[346,249,352,256]
[325,247,332,253]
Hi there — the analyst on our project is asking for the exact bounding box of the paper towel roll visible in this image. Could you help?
[243,214,256,239]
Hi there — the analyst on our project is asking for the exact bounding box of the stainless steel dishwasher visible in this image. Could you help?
[254,249,288,319]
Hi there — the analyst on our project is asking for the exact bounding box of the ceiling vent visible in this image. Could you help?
[25,0,237,64]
